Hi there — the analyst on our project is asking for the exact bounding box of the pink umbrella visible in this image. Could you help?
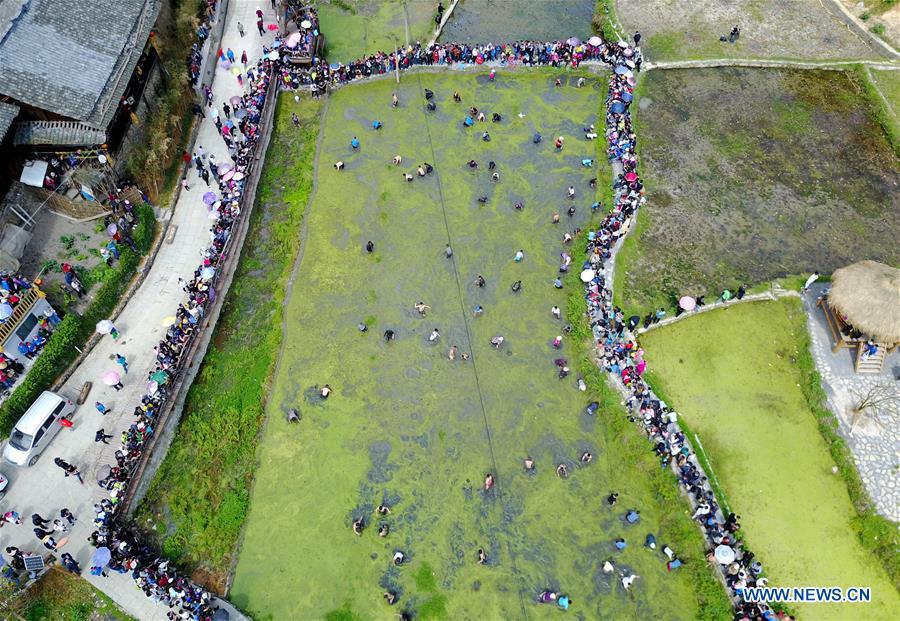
[285,32,303,48]
[102,371,121,386]
[220,60,232,69]
[679,296,696,311]
[624,172,637,183]
[222,169,235,181]
[267,23,278,31]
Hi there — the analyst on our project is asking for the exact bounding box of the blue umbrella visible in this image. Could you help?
[621,92,634,103]
[609,101,626,114]
[615,65,629,75]
[91,547,111,567]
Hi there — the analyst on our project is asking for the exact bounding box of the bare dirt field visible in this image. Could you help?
[615,66,900,314]
[616,0,887,61]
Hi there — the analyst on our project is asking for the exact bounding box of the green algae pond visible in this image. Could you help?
[641,300,900,621]
[230,72,715,619]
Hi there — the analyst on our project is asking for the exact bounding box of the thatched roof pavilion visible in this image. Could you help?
[828,261,900,345]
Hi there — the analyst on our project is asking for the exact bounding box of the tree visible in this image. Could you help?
[849,383,899,433]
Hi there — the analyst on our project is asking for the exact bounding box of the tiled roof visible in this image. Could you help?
[12,120,106,146]
[0,101,19,141]
[0,0,160,130]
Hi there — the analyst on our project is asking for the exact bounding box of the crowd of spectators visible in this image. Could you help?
[273,36,637,95]
[84,29,276,620]
[577,41,773,621]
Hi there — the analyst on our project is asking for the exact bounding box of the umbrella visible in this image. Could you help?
[623,47,634,57]
[161,316,177,327]
[267,23,278,31]
[285,33,303,48]
[150,370,170,385]
[146,380,159,394]
[618,40,629,48]
[95,319,114,334]
[232,172,245,181]
[624,172,637,183]
[234,108,248,119]
[714,545,736,565]
[106,223,118,236]
[609,101,626,114]
[102,371,121,386]
[0,304,12,320]
[580,269,596,282]
[679,296,696,311]
[202,192,217,205]
[220,60,232,70]
[231,67,242,76]
[828,261,900,343]
[217,163,232,174]
[267,50,280,61]
[621,92,634,103]
[301,19,312,29]
[229,96,242,106]
[615,65,629,75]
[588,36,602,46]
[91,547,112,567]
[224,119,235,128]
[566,37,580,46]
[96,464,111,483]
[201,267,215,281]
[222,169,235,181]
[208,210,220,220]
[626,76,636,88]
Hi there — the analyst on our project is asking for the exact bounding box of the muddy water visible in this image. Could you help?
[439,0,595,43]
[231,72,703,619]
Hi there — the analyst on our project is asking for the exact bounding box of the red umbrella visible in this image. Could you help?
[624,172,637,183]
[267,23,278,31]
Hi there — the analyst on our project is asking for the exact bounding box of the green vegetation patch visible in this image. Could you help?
[319,0,438,61]
[133,96,322,589]
[615,67,900,317]
[640,299,900,620]
[17,570,135,621]
[231,71,721,619]
[439,0,595,43]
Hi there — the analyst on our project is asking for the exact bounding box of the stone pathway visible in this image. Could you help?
[0,1,276,618]
[803,282,900,521]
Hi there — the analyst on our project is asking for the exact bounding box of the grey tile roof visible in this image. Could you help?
[0,101,19,141]
[0,0,160,131]
[12,119,106,146]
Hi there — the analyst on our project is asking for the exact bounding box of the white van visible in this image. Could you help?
[3,391,75,467]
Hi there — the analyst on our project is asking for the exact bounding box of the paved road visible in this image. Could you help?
[0,1,275,618]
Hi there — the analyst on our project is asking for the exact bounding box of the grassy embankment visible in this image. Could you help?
[641,299,900,619]
[133,96,322,589]
[19,570,135,621]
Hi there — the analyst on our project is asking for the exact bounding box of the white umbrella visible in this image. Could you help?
[95,319,114,334]
[580,269,596,282]
[588,36,602,46]
[714,545,736,565]
[0,304,12,320]
[200,267,215,281]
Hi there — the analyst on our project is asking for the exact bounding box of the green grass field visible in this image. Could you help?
[230,71,722,619]
[20,570,134,621]
[641,299,900,620]
[318,0,438,62]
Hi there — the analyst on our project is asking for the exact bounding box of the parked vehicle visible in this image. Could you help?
[2,391,75,467]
